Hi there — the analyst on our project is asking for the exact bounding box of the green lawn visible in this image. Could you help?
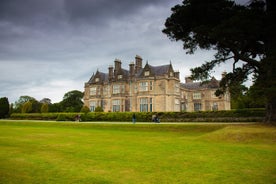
[0,121,275,184]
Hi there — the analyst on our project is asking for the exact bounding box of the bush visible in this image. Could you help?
[80,106,90,113]
[94,106,103,112]
[9,108,265,122]
[56,114,66,121]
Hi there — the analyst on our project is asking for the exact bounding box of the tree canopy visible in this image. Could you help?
[0,97,9,118]
[163,0,276,123]
[61,90,84,112]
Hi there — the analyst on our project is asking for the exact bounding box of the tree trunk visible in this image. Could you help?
[265,97,276,124]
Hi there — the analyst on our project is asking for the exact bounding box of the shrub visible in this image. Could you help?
[80,106,90,113]
[56,114,66,121]
[9,108,265,122]
[94,106,103,112]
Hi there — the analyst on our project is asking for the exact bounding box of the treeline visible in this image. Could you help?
[0,90,86,118]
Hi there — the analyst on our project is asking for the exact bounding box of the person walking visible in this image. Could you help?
[132,113,136,124]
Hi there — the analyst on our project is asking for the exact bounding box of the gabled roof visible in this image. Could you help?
[181,77,220,90]
[150,64,171,76]
[87,71,108,84]
[138,63,172,78]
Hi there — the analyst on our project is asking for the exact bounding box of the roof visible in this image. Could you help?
[149,64,171,76]
[181,77,220,90]
[87,71,108,84]
[137,63,172,78]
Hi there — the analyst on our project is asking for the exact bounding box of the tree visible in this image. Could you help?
[40,98,51,104]
[40,103,49,113]
[48,103,62,112]
[0,97,9,118]
[61,90,84,112]
[14,96,36,112]
[21,101,32,113]
[80,106,90,113]
[163,0,276,123]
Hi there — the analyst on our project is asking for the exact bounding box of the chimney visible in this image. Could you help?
[135,55,142,73]
[221,71,227,79]
[114,59,121,71]
[108,65,114,80]
[174,71,180,79]
[185,76,193,83]
[129,62,135,77]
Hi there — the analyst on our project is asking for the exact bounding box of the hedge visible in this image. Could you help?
[9,109,265,122]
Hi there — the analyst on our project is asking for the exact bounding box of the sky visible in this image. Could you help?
[0,0,249,104]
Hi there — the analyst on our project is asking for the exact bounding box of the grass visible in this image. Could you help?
[0,121,275,184]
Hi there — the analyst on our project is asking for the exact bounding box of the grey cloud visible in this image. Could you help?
[63,0,166,25]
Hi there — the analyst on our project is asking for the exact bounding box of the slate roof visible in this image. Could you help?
[181,77,220,90]
[87,71,108,84]
[149,64,171,76]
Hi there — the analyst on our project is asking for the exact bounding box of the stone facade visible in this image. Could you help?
[84,55,231,112]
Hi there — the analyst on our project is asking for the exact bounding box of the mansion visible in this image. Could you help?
[84,55,231,112]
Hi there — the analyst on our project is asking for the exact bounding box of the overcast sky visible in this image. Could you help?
[0,0,248,104]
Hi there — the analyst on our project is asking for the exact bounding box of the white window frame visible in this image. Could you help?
[90,87,97,96]
[149,81,153,90]
[139,82,148,91]
[193,92,201,99]
[144,71,150,76]
[140,98,148,112]
[90,101,96,112]
[194,103,202,111]
[113,85,120,94]
[112,99,120,112]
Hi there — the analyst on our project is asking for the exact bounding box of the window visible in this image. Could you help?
[144,71,150,76]
[139,82,148,91]
[90,101,96,112]
[112,84,124,94]
[170,72,173,77]
[113,85,120,94]
[175,83,180,93]
[175,99,180,111]
[103,86,109,96]
[140,98,148,112]
[90,87,97,96]
[118,75,122,79]
[112,99,120,112]
[121,85,125,93]
[212,103,218,111]
[181,103,187,112]
[194,103,201,111]
[193,92,201,99]
[150,81,153,90]
[95,78,99,82]
[149,98,153,112]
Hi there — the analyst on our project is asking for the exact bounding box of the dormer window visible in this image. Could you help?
[170,72,173,77]
[144,71,150,76]
[118,75,122,79]
[95,78,99,82]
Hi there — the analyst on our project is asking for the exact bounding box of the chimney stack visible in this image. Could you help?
[135,55,142,73]
[108,65,114,81]
[185,76,193,83]
[129,62,135,77]
[221,71,227,79]
[174,71,180,79]
[114,59,121,71]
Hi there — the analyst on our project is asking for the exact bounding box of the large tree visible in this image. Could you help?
[0,97,9,118]
[61,90,84,112]
[163,0,276,123]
